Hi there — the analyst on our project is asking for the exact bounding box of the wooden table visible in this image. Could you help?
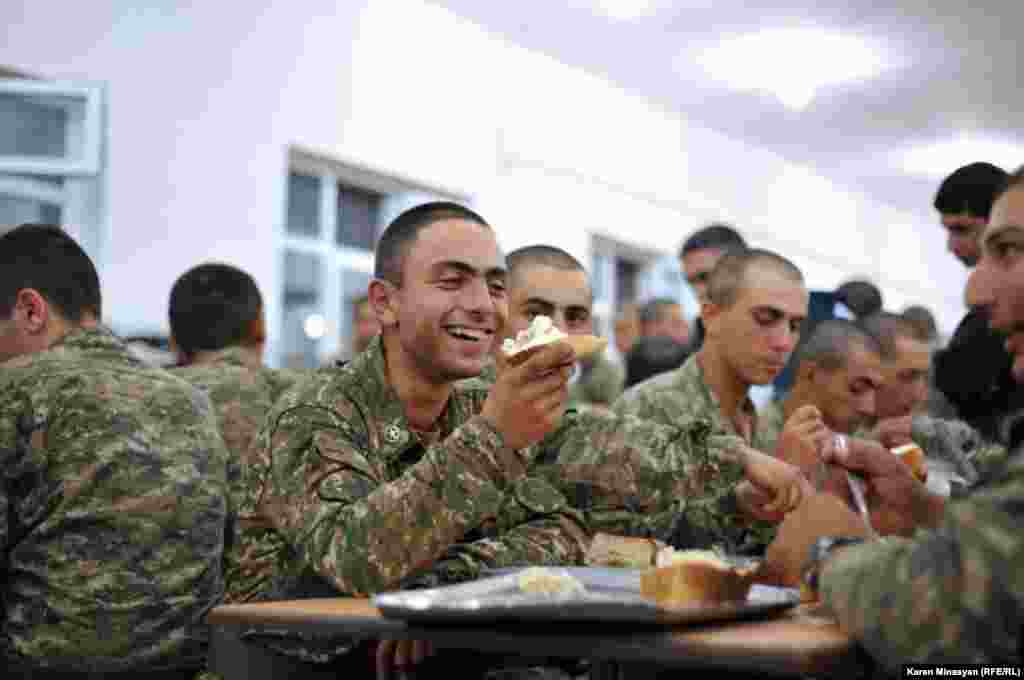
[207,597,868,679]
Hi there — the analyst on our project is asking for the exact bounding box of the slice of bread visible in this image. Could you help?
[641,550,756,606]
[892,443,927,482]
[505,334,608,364]
[585,533,663,568]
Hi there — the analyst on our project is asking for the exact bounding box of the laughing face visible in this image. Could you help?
[972,185,1024,381]
[388,218,508,384]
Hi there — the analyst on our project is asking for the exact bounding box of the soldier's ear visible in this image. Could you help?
[701,301,723,337]
[368,278,399,327]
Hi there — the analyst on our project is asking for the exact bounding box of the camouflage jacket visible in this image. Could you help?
[909,414,1008,490]
[172,347,307,465]
[0,327,231,673]
[614,354,771,451]
[568,354,625,410]
[613,353,776,552]
[755,399,786,455]
[820,442,1024,670]
[234,338,752,606]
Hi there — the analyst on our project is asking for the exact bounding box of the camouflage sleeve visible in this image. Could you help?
[534,411,751,551]
[404,476,590,586]
[251,402,538,596]
[911,414,1008,489]
[820,452,1024,670]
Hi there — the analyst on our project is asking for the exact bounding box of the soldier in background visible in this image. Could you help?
[504,245,624,411]
[0,224,231,678]
[237,203,806,678]
[170,263,307,469]
[758,320,883,487]
[677,223,747,352]
[766,167,1024,669]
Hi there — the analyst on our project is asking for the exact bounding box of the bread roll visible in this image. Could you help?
[502,315,606,362]
[585,533,662,568]
[641,550,756,606]
[892,443,927,482]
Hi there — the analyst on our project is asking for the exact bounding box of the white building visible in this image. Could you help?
[0,0,969,368]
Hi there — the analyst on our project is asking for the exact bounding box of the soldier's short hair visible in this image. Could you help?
[934,162,1008,219]
[860,311,921,360]
[793,319,882,373]
[169,263,263,356]
[836,279,883,319]
[506,245,585,276]
[706,248,803,308]
[0,223,102,322]
[901,305,939,343]
[994,164,1024,203]
[678,223,747,259]
[374,201,490,286]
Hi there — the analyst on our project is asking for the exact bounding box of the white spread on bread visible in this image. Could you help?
[501,315,567,356]
[517,567,586,595]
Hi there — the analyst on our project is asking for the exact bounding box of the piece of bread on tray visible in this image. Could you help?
[641,549,757,606]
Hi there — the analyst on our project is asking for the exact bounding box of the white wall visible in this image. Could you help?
[0,0,967,363]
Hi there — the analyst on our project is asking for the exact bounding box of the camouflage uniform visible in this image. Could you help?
[755,399,786,456]
[614,354,777,552]
[0,327,231,674]
[173,347,307,466]
[909,414,1008,490]
[568,354,624,410]
[820,442,1024,670]
[233,337,750,667]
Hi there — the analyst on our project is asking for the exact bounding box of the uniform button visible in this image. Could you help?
[384,424,405,444]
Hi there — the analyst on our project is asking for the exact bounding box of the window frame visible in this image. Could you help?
[0,78,103,176]
[271,147,471,368]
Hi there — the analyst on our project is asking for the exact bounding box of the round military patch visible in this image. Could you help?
[384,424,406,445]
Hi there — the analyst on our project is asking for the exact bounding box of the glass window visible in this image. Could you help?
[336,183,381,250]
[0,80,102,175]
[286,172,321,238]
[281,250,323,368]
[615,257,639,308]
[0,192,61,225]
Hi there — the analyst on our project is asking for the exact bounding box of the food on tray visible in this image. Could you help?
[585,533,664,568]
[641,549,756,606]
[501,315,606,361]
[517,567,586,595]
[892,443,927,482]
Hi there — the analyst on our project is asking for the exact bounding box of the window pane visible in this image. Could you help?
[615,257,639,308]
[282,250,323,368]
[286,172,320,238]
[0,91,68,158]
[0,192,62,226]
[336,183,380,250]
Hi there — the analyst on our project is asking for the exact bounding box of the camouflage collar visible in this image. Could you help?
[49,326,139,362]
[681,354,759,441]
[345,335,482,459]
[187,345,250,369]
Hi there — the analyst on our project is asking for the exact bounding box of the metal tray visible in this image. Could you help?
[374,567,798,626]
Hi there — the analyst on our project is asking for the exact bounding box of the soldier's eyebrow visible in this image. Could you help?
[521,297,555,311]
[984,225,1024,250]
